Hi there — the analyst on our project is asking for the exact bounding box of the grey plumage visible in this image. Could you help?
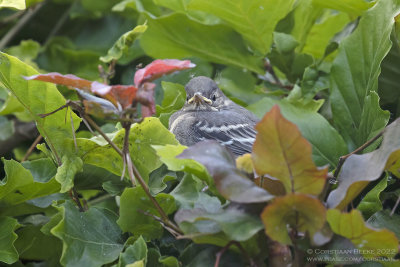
[169,76,259,156]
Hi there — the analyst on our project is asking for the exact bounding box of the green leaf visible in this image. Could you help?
[175,204,264,242]
[112,0,163,17]
[248,97,348,167]
[140,13,264,74]
[152,0,221,25]
[302,11,350,59]
[55,155,83,193]
[0,0,25,9]
[147,248,179,267]
[327,209,398,259]
[4,40,41,68]
[153,144,211,184]
[156,81,186,127]
[100,24,147,63]
[268,32,314,83]
[37,37,102,80]
[118,236,147,267]
[0,159,60,206]
[215,67,262,105]
[329,0,400,150]
[312,0,375,17]
[14,224,61,261]
[51,201,124,267]
[261,193,326,245]
[0,116,13,141]
[0,52,81,160]
[117,187,176,239]
[188,0,296,54]
[367,210,400,240]
[180,244,245,267]
[327,118,400,209]
[0,217,19,264]
[148,165,177,195]
[357,176,388,218]
[378,42,400,107]
[77,117,178,181]
[157,82,185,113]
[170,174,220,210]
[0,86,26,115]
[289,0,323,51]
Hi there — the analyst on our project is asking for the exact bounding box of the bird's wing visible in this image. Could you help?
[193,120,256,156]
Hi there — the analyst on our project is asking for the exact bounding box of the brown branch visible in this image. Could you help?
[38,104,69,118]
[21,135,43,162]
[333,130,384,179]
[69,188,85,212]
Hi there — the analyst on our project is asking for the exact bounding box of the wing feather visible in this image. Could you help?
[194,120,256,156]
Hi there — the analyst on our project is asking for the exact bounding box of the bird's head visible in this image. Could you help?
[183,76,227,112]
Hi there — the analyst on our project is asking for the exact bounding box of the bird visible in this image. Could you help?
[169,76,259,156]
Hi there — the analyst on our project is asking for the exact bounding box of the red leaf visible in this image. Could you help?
[24,72,92,91]
[134,59,196,87]
[108,85,138,109]
[138,82,156,117]
[91,83,138,109]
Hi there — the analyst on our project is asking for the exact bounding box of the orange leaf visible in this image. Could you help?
[24,72,92,90]
[252,105,327,196]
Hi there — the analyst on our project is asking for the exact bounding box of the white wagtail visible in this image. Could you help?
[169,76,259,156]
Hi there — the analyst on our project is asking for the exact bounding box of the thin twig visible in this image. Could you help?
[0,10,25,24]
[82,114,123,156]
[0,2,45,49]
[38,104,69,118]
[87,194,113,205]
[70,111,78,152]
[21,135,43,162]
[264,59,283,87]
[390,195,400,216]
[333,130,384,179]
[98,60,117,84]
[44,1,74,46]
[122,122,182,235]
[138,209,181,237]
[214,241,255,267]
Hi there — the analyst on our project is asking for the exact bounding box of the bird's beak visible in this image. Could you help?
[188,92,212,105]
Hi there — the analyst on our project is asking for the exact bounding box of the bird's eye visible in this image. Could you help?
[211,94,217,101]
[186,96,190,101]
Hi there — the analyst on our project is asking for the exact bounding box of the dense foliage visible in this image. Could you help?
[1,0,400,266]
